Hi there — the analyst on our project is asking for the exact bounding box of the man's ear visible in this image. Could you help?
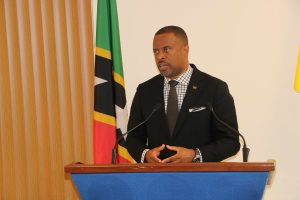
[184,44,189,53]
[183,44,189,56]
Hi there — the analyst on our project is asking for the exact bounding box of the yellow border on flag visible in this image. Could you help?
[94,111,116,126]
[96,47,111,60]
[294,46,300,93]
[118,145,136,163]
[114,72,125,88]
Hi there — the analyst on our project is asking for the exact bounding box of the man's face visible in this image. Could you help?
[153,33,189,79]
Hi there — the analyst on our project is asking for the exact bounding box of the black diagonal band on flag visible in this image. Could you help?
[114,83,126,109]
[95,56,112,80]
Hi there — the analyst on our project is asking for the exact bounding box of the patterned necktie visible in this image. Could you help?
[167,80,179,135]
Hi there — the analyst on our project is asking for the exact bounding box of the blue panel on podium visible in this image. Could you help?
[72,172,269,200]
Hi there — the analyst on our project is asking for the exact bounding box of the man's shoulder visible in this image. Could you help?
[200,71,226,84]
[192,65,227,86]
[137,74,163,90]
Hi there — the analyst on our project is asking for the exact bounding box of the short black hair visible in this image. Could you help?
[155,25,188,44]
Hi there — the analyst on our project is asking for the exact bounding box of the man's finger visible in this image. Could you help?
[156,144,165,151]
[151,156,162,163]
[162,155,178,163]
[168,158,181,163]
[150,150,162,163]
[166,145,178,151]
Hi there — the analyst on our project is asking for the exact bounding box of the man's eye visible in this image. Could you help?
[163,47,171,52]
[153,50,159,54]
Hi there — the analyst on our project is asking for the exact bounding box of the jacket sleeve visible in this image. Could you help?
[199,82,241,162]
[125,85,149,162]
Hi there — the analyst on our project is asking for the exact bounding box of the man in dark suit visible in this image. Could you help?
[126,26,240,163]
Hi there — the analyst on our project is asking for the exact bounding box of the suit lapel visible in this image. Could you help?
[172,65,206,138]
[154,76,171,137]
[154,75,165,109]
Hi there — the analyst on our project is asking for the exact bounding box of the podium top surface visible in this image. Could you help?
[65,162,275,174]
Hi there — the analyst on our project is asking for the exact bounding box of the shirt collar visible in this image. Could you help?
[164,65,193,86]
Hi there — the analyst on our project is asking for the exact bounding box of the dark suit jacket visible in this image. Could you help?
[125,64,240,162]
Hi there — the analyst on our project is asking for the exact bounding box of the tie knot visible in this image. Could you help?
[169,80,178,87]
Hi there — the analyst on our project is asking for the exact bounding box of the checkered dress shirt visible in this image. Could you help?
[163,65,193,112]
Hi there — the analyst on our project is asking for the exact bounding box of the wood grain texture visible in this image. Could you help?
[65,162,276,174]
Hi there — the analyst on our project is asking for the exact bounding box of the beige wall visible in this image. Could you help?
[116,0,300,200]
[0,0,94,199]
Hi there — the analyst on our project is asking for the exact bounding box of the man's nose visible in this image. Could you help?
[156,51,165,60]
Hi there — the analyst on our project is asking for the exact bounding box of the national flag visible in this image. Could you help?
[93,0,135,164]
[294,46,300,93]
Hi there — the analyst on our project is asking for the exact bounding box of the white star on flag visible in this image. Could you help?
[94,76,107,86]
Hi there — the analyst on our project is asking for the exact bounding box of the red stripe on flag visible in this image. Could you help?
[94,120,116,164]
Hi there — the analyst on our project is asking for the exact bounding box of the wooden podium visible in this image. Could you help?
[65,162,275,200]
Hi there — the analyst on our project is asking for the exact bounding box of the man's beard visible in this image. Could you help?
[159,67,182,79]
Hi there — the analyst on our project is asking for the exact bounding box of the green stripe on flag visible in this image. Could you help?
[96,0,124,77]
